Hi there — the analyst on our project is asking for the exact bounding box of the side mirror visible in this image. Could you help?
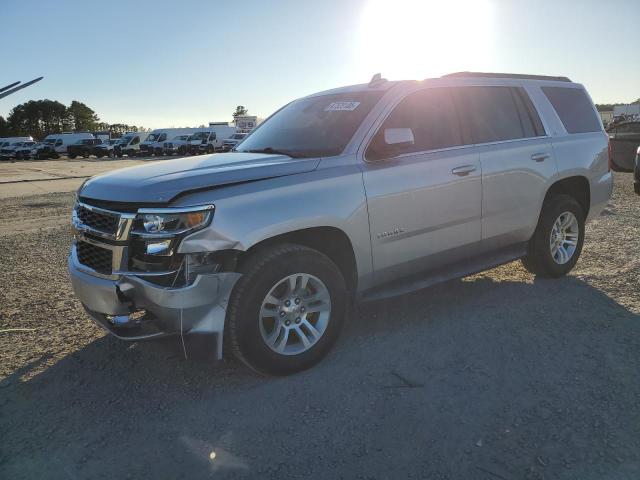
[384,127,414,146]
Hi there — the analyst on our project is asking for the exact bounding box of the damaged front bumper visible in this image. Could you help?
[68,245,241,359]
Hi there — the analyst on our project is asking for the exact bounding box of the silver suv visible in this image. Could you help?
[69,72,613,375]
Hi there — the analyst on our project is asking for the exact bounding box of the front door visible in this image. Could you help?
[361,87,482,285]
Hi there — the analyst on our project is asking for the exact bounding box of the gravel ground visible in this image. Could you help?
[1,174,639,479]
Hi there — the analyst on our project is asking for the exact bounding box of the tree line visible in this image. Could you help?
[0,99,146,140]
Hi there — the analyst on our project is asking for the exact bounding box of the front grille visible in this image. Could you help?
[77,241,113,274]
[76,205,119,234]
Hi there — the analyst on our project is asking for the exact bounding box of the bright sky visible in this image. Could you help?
[1,0,638,129]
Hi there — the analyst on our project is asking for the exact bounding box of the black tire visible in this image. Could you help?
[82,152,89,158]
[178,146,186,155]
[206,144,214,154]
[68,154,77,159]
[227,244,348,376]
[521,194,585,278]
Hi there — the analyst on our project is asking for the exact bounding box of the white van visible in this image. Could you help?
[189,125,237,154]
[114,132,150,157]
[0,136,33,149]
[139,128,201,156]
[36,133,95,159]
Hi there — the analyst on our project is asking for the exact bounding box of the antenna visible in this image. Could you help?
[0,77,44,100]
[368,73,387,87]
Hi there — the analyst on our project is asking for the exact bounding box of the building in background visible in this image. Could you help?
[613,104,640,118]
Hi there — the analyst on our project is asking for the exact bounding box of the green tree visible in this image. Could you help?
[7,99,71,139]
[0,116,11,137]
[232,105,248,119]
[68,100,99,131]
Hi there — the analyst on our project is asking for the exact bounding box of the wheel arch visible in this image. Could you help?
[240,226,358,294]
[544,175,591,217]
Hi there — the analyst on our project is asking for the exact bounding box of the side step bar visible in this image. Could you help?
[359,243,528,303]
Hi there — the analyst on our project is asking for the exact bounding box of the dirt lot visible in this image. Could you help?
[0,157,151,199]
[1,173,639,479]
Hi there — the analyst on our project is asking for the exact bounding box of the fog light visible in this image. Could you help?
[146,239,172,256]
[107,310,146,327]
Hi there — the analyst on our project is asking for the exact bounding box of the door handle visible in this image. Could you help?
[531,153,550,162]
[451,165,477,176]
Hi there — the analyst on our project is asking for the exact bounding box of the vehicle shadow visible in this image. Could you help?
[3,269,640,479]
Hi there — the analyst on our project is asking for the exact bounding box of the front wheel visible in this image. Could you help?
[226,244,347,376]
[521,194,585,278]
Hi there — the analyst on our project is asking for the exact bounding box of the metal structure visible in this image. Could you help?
[0,77,43,100]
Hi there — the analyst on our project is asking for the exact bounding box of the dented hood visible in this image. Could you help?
[79,152,320,204]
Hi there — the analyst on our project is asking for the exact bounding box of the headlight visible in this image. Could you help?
[133,205,214,235]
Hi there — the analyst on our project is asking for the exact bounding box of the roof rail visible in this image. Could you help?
[442,72,572,82]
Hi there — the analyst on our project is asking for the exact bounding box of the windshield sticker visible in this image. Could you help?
[324,101,361,112]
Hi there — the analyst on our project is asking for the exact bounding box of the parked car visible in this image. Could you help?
[140,128,201,156]
[0,136,33,149]
[1,141,36,159]
[67,138,103,159]
[113,132,149,157]
[93,139,118,158]
[607,121,640,172]
[69,72,612,375]
[184,127,236,154]
[36,133,95,159]
[163,135,193,155]
[14,142,41,160]
[221,132,248,151]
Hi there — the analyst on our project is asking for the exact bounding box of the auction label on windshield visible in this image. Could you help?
[324,101,361,111]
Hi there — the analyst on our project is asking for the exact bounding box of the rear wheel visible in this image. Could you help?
[227,244,347,375]
[521,194,585,278]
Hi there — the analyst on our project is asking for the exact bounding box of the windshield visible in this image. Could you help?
[119,135,133,144]
[236,91,384,157]
[146,133,159,142]
[190,132,209,141]
[174,135,189,141]
[232,133,246,140]
[44,138,56,144]
[77,139,92,145]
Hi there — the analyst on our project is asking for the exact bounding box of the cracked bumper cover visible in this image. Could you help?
[68,253,241,359]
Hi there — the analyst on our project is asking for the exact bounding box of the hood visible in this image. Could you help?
[79,152,321,204]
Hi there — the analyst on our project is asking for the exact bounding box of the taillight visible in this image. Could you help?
[607,138,613,172]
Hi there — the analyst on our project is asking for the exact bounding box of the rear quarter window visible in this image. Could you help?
[542,87,601,134]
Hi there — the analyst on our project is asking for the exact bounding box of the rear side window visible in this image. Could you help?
[367,87,463,160]
[454,86,525,143]
[542,87,601,134]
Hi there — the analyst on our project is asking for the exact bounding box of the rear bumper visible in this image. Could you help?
[68,249,241,358]
[587,171,614,222]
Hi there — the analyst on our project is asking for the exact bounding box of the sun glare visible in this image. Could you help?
[357,0,494,81]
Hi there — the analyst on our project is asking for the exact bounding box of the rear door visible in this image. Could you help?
[362,87,482,284]
[453,85,557,248]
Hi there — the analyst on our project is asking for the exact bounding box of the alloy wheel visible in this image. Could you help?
[259,273,331,355]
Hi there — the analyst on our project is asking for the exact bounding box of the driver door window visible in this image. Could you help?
[367,88,464,160]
